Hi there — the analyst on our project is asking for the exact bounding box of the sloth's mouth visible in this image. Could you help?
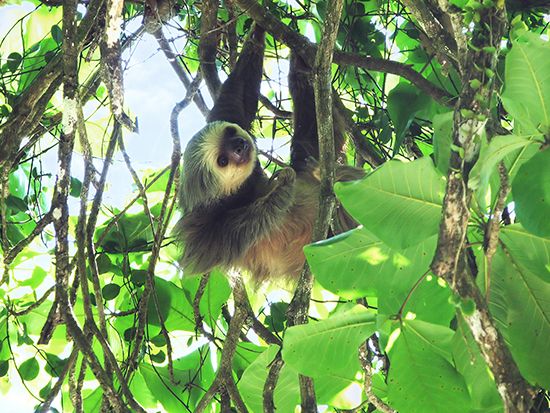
[227,136,251,165]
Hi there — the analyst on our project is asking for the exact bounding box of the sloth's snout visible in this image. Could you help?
[228,136,251,164]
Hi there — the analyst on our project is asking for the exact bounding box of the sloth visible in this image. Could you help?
[175,26,362,283]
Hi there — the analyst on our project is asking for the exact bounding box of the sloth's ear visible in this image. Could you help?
[207,25,265,131]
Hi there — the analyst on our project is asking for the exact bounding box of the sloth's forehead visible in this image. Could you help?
[203,121,252,145]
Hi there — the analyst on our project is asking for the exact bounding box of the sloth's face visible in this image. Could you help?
[199,121,257,195]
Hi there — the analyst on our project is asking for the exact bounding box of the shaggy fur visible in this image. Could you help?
[176,26,363,282]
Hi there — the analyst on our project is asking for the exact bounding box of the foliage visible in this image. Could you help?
[0,0,549,412]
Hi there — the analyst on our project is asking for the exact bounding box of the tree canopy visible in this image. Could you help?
[0,0,549,412]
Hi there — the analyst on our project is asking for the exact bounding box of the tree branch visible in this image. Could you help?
[195,280,249,412]
[0,0,105,173]
[429,4,535,411]
[399,0,458,68]
[154,29,210,117]
[232,0,455,105]
[286,0,345,410]
[101,0,137,131]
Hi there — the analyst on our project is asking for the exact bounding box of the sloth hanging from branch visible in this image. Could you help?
[175,25,363,284]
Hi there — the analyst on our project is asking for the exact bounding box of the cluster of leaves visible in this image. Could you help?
[0,0,549,412]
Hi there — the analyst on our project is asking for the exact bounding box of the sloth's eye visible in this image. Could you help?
[217,155,229,167]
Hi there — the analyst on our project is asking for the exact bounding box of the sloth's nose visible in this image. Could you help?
[230,137,250,155]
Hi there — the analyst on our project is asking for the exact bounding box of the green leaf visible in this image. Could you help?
[305,227,423,299]
[50,24,62,44]
[469,134,539,193]
[387,321,471,413]
[500,225,550,283]
[335,158,445,249]
[149,277,195,332]
[102,283,121,300]
[150,350,165,363]
[19,357,39,381]
[489,243,550,388]
[131,269,148,286]
[512,148,550,237]
[70,177,82,198]
[501,34,550,135]
[44,353,67,377]
[432,111,454,174]
[387,83,431,153]
[283,305,375,379]
[0,360,9,377]
[6,194,27,213]
[96,254,112,274]
[7,52,22,72]
[265,301,288,333]
[39,381,53,400]
[19,266,48,289]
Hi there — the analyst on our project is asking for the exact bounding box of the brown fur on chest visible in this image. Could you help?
[239,176,318,283]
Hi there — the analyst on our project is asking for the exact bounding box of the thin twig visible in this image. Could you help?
[359,341,395,413]
[154,29,210,117]
[483,162,509,300]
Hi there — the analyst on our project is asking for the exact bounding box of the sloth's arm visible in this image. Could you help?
[180,168,296,274]
[225,167,296,242]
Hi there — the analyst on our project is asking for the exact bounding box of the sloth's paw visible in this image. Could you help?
[273,167,296,185]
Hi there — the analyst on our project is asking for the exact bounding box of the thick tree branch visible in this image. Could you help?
[263,352,283,413]
[430,4,535,412]
[359,342,396,413]
[101,0,137,131]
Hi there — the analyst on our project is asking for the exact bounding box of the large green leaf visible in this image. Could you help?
[500,225,550,283]
[490,243,550,388]
[469,134,539,194]
[335,157,445,249]
[306,230,454,324]
[501,34,550,135]
[387,321,471,413]
[512,148,550,237]
[305,227,390,299]
[387,82,431,153]
[282,305,375,379]
[148,277,195,332]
